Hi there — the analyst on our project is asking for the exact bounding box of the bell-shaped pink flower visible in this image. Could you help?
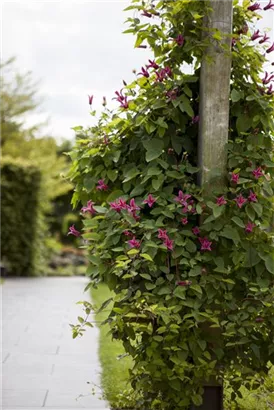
[216,196,227,206]
[143,194,156,208]
[68,225,81,237]
[128,237,141,248]
[81,200,96,215]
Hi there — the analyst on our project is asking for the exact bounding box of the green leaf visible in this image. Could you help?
[140,253,153,262]
[171,134,183,154]
[127,248,140,255]
[251,202,263,217]
[157,286,171,295]
[140,273,152,280]
[213,205,224,219]
[231,89,242,102]
[107,169,118,182]
[106,190,124,202]
[145,282,156,290]
[246,204,256,221]
[265,254,274,274]
[152,175,165,190]
[143,139,164,162]
[244,247,260,267]
[231,216,245,228]
[93,206,107,214]
[220,226,241,243]
[185,239,197,253]
[123,167,140,182]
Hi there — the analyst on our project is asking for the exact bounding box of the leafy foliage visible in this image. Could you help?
[1,157,47,276]
[70,1,274,408]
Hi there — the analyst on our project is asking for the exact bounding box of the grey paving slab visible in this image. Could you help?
[2,277,110,409]
[2,389,47,407]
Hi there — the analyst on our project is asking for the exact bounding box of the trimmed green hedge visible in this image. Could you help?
[1,157,47,276]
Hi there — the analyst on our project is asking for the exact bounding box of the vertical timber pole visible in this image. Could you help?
[198,0,233,191]
[192,1,233,410]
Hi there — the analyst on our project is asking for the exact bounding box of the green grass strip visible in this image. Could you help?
[91,283,135,409]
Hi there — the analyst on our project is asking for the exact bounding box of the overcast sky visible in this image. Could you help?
[2,1,274,142]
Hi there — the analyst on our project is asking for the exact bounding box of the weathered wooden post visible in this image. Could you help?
[192,1,233,409]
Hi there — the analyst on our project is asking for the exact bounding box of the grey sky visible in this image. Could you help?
[2,1,152,140]
[2,1,274,141]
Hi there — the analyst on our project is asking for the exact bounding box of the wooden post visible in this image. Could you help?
[193,1,233,409]
[198,0,233,193]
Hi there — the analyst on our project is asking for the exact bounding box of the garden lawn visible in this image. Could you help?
[91,284,135,409]
[91,284,274,410]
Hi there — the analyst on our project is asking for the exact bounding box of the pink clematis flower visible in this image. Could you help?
[234,194,247,208]
[143,194,156,208]
[123,230,134,237]
[245,221,256,233]
[192,226,200,236]
[177,280,192,286]
[216,196,227,206]
[199,237,212,251]
[247,2,261,11]
[146,59,159,70]
[231,172,240,183]
[259,33,270,44]
[252,167,264,179]
[158,229,168,240]
[264,0,274,10]
[103,135,109,145]
[114,90,129,109]
[128,199,140,212]
[181,217,188,225]
[251,30,262,41]
[137,45,147,49]
[267,42,274,53]
[81,200,96,215]
[102,96,107,106]
[68,225,81,237]
[163,237,174,251]
[255,317,264,323]
[164,66,172,78]
[128,237,141,248]
[175,190,192,206]
[262,72,274,84]
[110,198,128,212]
[166,89,178,100]
[138,66,150,78]
[175,34,184,47]
[141,10,152,18]
[88,95,93,105]
[267,84,274,95]
[96,179,108,191]
[192,115,200,124]
[248,190,257,202]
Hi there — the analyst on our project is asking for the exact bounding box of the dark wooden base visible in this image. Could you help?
[190,386,223,410]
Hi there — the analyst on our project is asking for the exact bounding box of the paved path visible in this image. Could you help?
[1,277,110,410]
